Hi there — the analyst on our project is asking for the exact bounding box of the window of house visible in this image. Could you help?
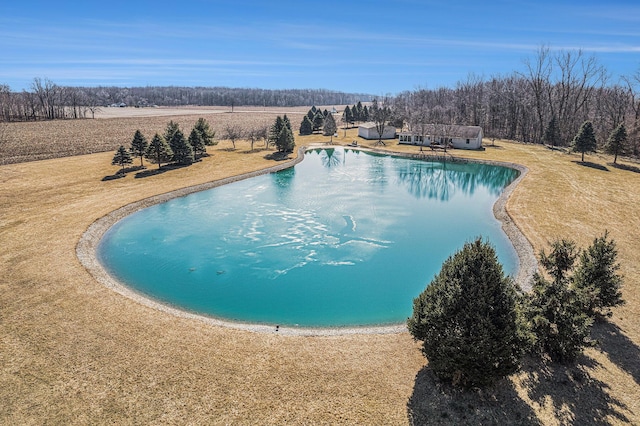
[466,139,470,144]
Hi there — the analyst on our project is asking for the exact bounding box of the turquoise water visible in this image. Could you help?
[98,148,520,327]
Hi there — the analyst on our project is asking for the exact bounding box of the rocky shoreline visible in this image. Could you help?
[77,145,536,336]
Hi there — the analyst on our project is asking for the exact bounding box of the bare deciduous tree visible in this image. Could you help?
[247,125,268,151]
[222,124,245,150]
[370,97,392,146]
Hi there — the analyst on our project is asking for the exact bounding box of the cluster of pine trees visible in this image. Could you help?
[571,120,630,164]
[408,232,624,388]
[341,101,370,128]
[298,106,338,143]
[111,118,216,172]
[268,115,295,153]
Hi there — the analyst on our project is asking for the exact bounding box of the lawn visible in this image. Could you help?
[1,118,638,424]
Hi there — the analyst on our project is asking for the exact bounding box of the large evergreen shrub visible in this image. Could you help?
[573,231,624,319]
[524,239,594,363]
[408,238,524,388]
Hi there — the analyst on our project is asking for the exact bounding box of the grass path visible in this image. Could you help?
[1,132,639,424]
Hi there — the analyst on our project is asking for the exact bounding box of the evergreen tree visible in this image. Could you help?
[189,128,206,159]
[524,239,594,363]
[276,125,295,153]
[342,106,353,128]
[130,130,148,167]
[544,115,561,148]
[355,101,363,122]
[170,129,194,165]
[306,108,315,122]
[145,133,173,169]
[408,238,525,388]
[573,231,624,319]
[299,115,313,135]
[351,103,360,122]
[112,145,133,173]
[572,120,597,162]
[193,117,217,146]
[361,105,369,122]
[283,114,292,132]
[323,112,337,143]
[268,116,285,148]
[312,112,324,132]
[605,123,628,164]
[164,120,180,147]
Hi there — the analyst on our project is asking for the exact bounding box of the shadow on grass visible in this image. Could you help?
[485,144,504,149]
[407,366,541,425]
[101,173,126,181]
[264,152,292,161]
[572,161,609,171]
[102,165,145,180]
[134,163,190,178]
[240,147,269,154]
[608,162,640,174]
[520,355,629,425]
[408,352,630,425]
[592,321,640,385]
[545,145,568,152]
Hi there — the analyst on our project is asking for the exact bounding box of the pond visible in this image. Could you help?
[98,147,520,328]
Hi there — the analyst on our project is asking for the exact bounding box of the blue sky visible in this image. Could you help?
[1,0,639,94]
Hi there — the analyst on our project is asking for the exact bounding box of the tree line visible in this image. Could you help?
[5,46,640,157]
[0,80,372,122]
[388,47,640,156]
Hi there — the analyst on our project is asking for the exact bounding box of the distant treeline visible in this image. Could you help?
[0,80,373,122]
[388,48,640,152]
[3,47,640,155]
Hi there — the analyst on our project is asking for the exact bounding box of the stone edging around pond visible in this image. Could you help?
[76,145,536,336]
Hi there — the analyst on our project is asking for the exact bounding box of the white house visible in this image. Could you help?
[358,122,396,140]
[398,124,483,150]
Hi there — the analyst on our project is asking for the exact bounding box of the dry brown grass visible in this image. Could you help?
[1,120,639,424]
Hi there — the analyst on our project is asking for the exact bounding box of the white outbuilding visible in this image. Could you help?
[358,122,396,140]
[398,124,483,150]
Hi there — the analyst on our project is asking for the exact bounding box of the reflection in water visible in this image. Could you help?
[320,148,342,168]
[272,167,296,197]
[395,160,518,201]
[99,146,521,327]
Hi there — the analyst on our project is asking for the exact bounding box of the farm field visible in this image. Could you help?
[1,112,639,424]
[0,106,314,165]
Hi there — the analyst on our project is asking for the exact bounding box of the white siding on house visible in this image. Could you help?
[398,132,431,145]
[358,122,396,140]
[398,125,483,150]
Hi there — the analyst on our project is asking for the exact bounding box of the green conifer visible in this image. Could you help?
[574,231,624,318]
[408,238,525,387]
[605,123,628,164]
[112,145,133,173]
[130,130,148,167]
[572,121,597,162]
[299,115,313,135]
[145,133,173,169]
